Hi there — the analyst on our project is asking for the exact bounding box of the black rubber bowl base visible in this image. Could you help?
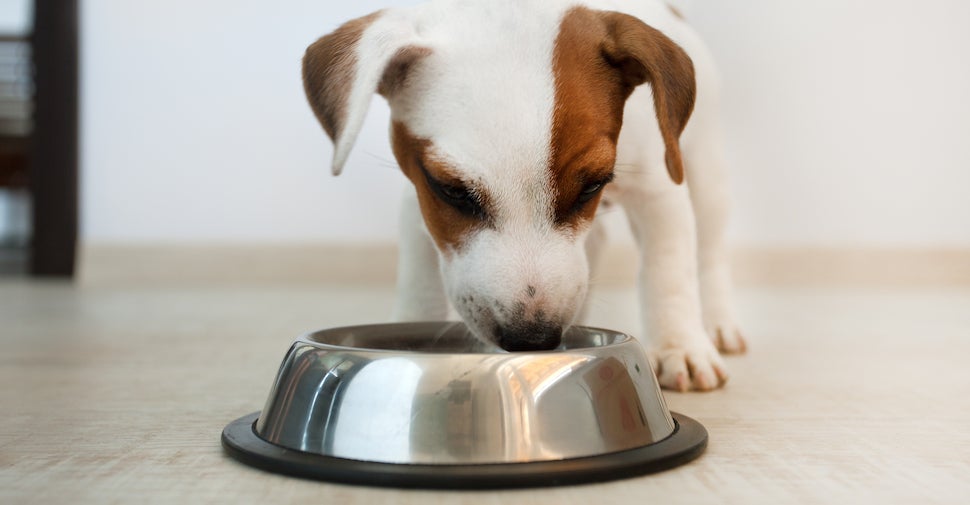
[221,411,707,489]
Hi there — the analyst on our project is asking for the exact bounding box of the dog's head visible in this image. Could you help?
[303,3,695,350]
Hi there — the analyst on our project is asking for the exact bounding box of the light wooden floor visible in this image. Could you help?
[2,280,969,504]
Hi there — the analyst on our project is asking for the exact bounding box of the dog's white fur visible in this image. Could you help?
[308,0,745,391]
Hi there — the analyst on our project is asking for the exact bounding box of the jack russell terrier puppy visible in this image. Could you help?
[303,0,747,391]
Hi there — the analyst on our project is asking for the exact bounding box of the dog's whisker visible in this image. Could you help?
[429,320,462,347]
[594,206,623,216]
[361,151,400,170]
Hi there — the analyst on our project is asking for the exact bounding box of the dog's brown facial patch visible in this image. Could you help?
[598,10,696,184]
[550,7,696,206]
[550,8,629,231]
[302,11,382,142]
[391,122,491,255]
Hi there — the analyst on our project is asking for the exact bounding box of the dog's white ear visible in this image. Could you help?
[303,11,428,175]
[599,12,696,184]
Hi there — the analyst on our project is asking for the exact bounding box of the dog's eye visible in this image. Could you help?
[568,173,614,216]
[420,162,488,220]
[576,174,614,205]
[431,183,486,220]
[435,182,486,219]
[577,183,604,204]
[438,183,472,203]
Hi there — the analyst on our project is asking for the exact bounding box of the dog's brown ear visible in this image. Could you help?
[599,12,696,184]
[303,11,429,175]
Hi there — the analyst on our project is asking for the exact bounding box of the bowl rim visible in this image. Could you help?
[294,321,637,356]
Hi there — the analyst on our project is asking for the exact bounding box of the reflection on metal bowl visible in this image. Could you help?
[222,322,707,488]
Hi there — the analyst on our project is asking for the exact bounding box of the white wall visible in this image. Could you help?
[688,0,970,247]
[82,0,410,243]
[81,0,970,247]
[0,0,30,34]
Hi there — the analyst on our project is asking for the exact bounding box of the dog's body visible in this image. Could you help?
[303,0,746,391]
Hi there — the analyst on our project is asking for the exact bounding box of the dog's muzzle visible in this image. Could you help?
[497,321,563,351]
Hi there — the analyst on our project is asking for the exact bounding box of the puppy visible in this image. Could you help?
[302,0,746,391]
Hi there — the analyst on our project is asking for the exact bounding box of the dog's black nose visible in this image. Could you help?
[497,322,563,351]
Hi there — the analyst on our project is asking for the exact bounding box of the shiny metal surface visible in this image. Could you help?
[255,322,674,465]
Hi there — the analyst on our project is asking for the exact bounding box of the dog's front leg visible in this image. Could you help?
[391,190,450,321]
[618,181,728,392]
[575,216,609,326]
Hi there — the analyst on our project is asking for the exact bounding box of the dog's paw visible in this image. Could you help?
[649,339,729,392]
[703,314,748,354]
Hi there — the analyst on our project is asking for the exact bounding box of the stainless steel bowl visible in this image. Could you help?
[222,322,706,488]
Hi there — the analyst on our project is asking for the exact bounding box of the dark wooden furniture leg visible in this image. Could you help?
[30,0,79,277]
